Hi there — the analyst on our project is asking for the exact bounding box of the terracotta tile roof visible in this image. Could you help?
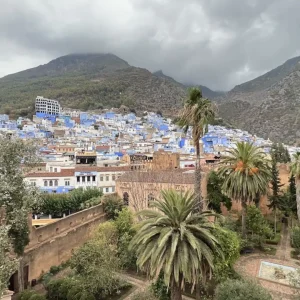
[116,171,194,184]
[26,168,75,178]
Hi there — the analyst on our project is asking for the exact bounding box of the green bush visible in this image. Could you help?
[151,273,170,300]
[46,278,77,300]
[266,233,281,245]
[213,227,241,282]
[16,290,36,300]
[215,279,272,300]
[291,226,300,249]
[40,188,102,217]
[28,295,46,300]
[131,289,158,300]
[102,194,123,219]
[49,265,61,275]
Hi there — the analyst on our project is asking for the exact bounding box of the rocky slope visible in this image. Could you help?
[218,57,300,144]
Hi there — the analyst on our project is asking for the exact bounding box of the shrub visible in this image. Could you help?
[16,290,36,300]
[28,295,46,300]
[131,289,158,300]
[291,226,300,249]
[46,278,77,300]
[215,279,272,300]
[213,227,241,282]
[49,265,61,275]
[95,221,118,244]
[102,194,123,219]
[266,233,281,245]
[151,273,170,300]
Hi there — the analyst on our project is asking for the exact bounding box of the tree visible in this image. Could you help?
[246,205,272,247]
[130,190,222,300]
[69,239,121,298]
[207,171,232,213]
[212,227,240,282]
[271,143,290,163]
[290,152,300,220]
[0,226,18,297]
[0,136,40,291]
[268,156,284,233]
[218,142,271,237]
[215,279,272,300]
[277,176,297,221]
[178,87,215,211]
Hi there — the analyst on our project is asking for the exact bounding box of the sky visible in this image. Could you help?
[1,0,300,91]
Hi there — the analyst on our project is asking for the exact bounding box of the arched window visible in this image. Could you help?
[148,193,155,207]
[54,180,58,186]
[123,192,129,206]
[49,180,53,187]
[44,181,48,187]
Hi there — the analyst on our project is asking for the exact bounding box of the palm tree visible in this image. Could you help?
[218,142,271,237]
[178,88,215,211]
[290,152,300,220]
[130,190,221,300]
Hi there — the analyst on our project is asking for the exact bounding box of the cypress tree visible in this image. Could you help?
[268,156,283,233]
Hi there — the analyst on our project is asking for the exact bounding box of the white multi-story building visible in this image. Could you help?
[35,96,61,116]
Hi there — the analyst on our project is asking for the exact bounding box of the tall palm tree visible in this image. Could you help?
[130,190,221,300]
[178,88,215,211]
[290,152,300,220]
[218,142,271,237]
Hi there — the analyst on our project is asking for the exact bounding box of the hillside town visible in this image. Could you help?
[0,96,295,198]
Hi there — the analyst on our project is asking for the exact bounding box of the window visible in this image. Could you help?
[112,186,115,192]
[77,176,80,183]
[123,192,129,205]
[31,181,36,186]
[50,167,53,172]
[54,180,58,186]
[65,181,70,186]
[49,180,53,186]
[92,176,96,182]
[82,176,85,182]
[106,176,109,181]
[44,181,48,187]
[87,176,91,182]
[105,187,109,193]
[148,193,155,207]
[100,176,103,181]
[112,175,116,181]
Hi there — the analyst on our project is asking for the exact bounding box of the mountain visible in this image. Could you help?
[218,56,300,144]
[153,70,224,99]
[0,54,187,117]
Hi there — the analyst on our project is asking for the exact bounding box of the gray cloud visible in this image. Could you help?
[0,0,300,90]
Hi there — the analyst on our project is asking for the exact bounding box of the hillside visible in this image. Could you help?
[153,70,224,99]
[218,57,300,144]
[0,54,187,117]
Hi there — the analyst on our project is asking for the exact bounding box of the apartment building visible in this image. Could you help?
[25,169,75,193]
[35,96,61,116]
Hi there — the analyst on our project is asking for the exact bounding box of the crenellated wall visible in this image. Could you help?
[19,204,106,286]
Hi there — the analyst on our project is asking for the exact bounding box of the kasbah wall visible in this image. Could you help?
[13,204,106,289]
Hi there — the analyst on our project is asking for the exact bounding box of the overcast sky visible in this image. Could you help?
[1,0,300,91]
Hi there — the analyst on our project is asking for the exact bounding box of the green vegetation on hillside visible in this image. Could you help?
[0,54,186,118]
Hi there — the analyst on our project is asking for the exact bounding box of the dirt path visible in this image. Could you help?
[276,222,293,261]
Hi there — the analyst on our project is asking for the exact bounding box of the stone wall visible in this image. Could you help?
[23,204,106,283]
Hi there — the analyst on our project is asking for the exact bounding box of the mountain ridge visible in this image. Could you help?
[218,56,300,144]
